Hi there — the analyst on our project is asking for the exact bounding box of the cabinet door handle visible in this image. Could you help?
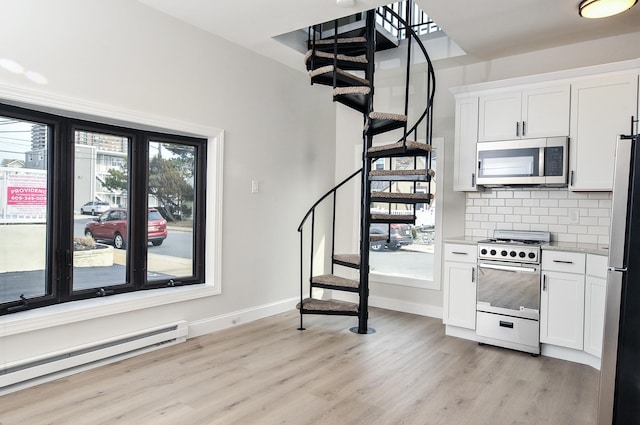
[471,173,475,188]
[451,251,468,255]
[543,274,547,291]
[472,267,476,283]
[553,260,574,264]
[522,121,526,136]
[516,121,520,137]
[570,170,575,186]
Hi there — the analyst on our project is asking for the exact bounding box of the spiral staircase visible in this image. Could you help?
[297,1,436,333]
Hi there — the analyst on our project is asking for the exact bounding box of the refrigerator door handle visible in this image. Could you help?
[609,136,633,268]
[608,266,628,272]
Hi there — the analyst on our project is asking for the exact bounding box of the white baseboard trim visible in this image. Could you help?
[369,295,443,319]
[188,297,300,338]
[332,292,442,319]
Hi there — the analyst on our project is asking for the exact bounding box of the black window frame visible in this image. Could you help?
[0,102,207,316]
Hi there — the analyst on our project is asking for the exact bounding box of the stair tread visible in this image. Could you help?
[297,298,359,314]
[333,87,370,113]
[370,213,415,223]
[333,254,360,267]
[367,112,408,135]
[370,169,433,176]
[368,140,432,158]
[305,50,368,68]
[371,192,433,200]
[314,36,367,44]
[309,65,370,87]
[312,274,359,290]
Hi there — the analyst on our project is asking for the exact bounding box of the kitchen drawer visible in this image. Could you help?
[444,243,477,263]
[586,254,608,278]
[541,250,585,274]
[476,311,540,352]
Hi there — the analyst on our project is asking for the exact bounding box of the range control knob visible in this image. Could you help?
[490,249,497,256]
[528,252,536,259]
[510,251,517,257]
[501,250,508,256]
[480,248,488,255]
[519,251,526,258]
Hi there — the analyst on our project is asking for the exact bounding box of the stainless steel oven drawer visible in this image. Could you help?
[476,311,540,354]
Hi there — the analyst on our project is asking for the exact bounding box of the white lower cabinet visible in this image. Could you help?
[584,255,608,358]
[540,251,586,350]
[443,243,477,329]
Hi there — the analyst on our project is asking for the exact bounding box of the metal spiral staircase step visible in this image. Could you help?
[333,254,360,268]
[369,168,435,182]
[368,140,432,158]
[305,50,368,72]
[309,65,370,88]
[297,298,359,315]
[370,213,415,224]
[307,36,368,56]
[311,274,360,292]
[370,191,434,204]
[333,86,371,113]
[367,111,408,135]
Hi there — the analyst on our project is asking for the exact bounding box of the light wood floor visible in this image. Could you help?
[0,309,599,425]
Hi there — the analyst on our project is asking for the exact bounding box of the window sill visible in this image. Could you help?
[0,284,219,338]
[370,272,440,290]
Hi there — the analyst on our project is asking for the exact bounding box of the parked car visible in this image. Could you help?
[369,223,414,251]
[80,201,113,216]
[84,208,167,249]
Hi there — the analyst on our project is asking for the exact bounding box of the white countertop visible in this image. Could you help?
[444,237,609,256]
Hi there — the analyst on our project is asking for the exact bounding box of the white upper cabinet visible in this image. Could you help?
[569,74,639,191]
[478,84,570,142]
[453,96,479,191]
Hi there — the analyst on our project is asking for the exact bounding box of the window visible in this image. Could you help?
[369,150,436,287]
[0,103,207,315]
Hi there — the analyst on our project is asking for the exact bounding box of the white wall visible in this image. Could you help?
[0,0,336,382]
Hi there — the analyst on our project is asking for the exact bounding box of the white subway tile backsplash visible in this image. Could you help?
[558,199,579,208]
[549,191,569,199]
[548,207,569,216]
[540,199,559,208]
[530,207,549,216]
[578,234,599,244]
[464,189,612,243]
[589,208,610,217]
[481,206,497,215]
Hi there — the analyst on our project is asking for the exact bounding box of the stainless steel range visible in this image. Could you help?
[476,230,551,355]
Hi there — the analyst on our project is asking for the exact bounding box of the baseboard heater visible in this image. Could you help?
[0,321,188,392]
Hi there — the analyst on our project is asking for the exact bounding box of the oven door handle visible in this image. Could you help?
[478,262,538,273]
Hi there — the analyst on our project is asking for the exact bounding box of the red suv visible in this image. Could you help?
[84,208,167,249]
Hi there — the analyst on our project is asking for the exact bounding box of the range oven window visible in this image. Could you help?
[477,262,540,317]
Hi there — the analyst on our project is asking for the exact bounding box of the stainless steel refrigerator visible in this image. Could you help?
[599,131,640,424]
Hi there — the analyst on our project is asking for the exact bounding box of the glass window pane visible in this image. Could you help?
[73,130,129,291]
[0,116,49,303]
[369,152,436,283]
[147,141,195,281]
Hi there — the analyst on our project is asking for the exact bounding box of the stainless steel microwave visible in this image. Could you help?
[476,137,569,187]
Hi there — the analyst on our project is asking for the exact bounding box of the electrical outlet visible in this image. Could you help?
[251,179,259,193]
[569,208,580,224]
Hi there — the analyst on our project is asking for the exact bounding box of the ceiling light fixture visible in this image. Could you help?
[578,0,637,18]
